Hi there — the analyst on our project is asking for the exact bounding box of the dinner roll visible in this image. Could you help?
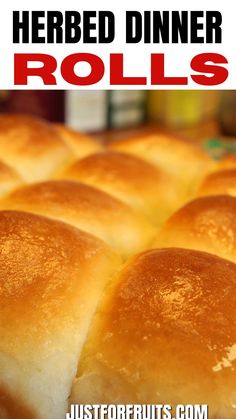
[58,151,180,226]
[0,180,155,259]
[0,160,22,197]
[0,210,121,419]
[54,124,103,158]
[71,248,236,417]
[154,195,236,263]
[197,169,236,198]
[108,133,213,197]
[213,153,236,172]
[0,114,72,182]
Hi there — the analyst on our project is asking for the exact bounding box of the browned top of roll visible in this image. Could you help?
[72,248,236,416]
[58,151,180,226]
[0,180,155,259]
[0,114,72,182]
[154,195,236,263]
[213,153,236,172]
[0,210,121,419]
[54,124,103,158]
[108,133,212,190]
[109,132,207,159]
[0,160,22,197]
[0,209,120,348]
[198,168,236,198]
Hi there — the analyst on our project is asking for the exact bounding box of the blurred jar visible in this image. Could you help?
[65,91,147,132]
[219,91,236,135]
[0,90,147,132]
[148,91,219,129]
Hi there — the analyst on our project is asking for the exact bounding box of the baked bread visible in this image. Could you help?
[58,151,180,226]
[213,153,236,172]
[154,195,236,263]
[71,247,236,417]
[0,160,22,197]
[0,180,155,259]
[108,133,213,198]
[0,210,121,419]
[0,114,72,182]
[197,169,236,198]
[54,124,103,158]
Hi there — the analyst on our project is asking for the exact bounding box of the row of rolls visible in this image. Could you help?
[1,114,236,418]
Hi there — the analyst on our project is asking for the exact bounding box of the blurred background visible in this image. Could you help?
[1,90,236,150]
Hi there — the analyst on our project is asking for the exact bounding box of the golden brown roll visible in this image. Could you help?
[0,114,72,182]
[71,247,236,417]
[197,169,236,198]
[154,195,236,263]
[0,180,155,259]
[58,151,180,226]
[213,153,236,172]
[0,210,121,419]
[108,133,213,197]
[54,124,103,158]
[0,160,22,197]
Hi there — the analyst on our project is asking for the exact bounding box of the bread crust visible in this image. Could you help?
[59,151,180,226]
[154,195,236,263]
[0,160,22,197]
[0,210,121,419]
[108,133,212,196]
[0,180,155,259]
[0,114,72,182]
[71,248,236,417]
[198,169,236,198]
[54,124,103,158]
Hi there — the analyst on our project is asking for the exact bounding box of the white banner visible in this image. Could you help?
[0,0,235,89]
